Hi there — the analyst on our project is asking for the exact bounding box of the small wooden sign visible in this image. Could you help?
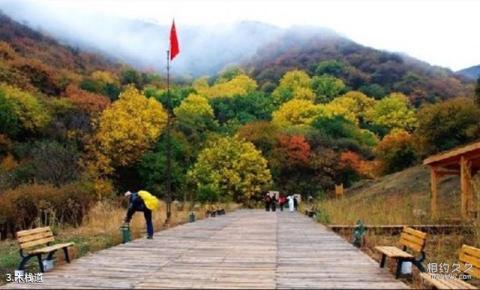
[335,183,344,198]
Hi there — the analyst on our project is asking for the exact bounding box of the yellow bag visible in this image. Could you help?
[138,190,160,211]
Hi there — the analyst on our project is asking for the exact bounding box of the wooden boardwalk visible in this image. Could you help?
[4,210,408,289]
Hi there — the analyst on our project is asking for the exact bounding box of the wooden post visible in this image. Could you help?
[460,156,468,219]
[431,167,438,218]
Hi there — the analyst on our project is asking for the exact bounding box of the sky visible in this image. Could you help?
[2,0,479,70]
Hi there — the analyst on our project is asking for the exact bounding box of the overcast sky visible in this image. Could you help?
[2,0,479,70]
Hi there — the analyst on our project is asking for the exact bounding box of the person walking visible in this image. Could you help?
[288,195,294,212]
[124,190,160,239]
[264,193,272,211]
[293,195,299,211]
[271,194,277,212]
[279,194,286,211]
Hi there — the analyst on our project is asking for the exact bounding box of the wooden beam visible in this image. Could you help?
[461,156,468,219]
[424,141,480,166]
[431,167,438,218]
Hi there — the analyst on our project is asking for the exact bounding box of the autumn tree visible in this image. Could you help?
[272,70,314,104]
[65,84,110,113]
[92,86,167,173]
[237,121,280,154]
[0,83,50,134]
[366,92,417,131]
[174,93,216,134]
[375,130,418,174]
[325,91,376,124]
[272,135,311,169]
[416,97,480,154]
[188,136,272,202]
[272,99,327,129]
[198,74,257,99]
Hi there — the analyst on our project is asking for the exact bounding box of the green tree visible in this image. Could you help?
[188,136,272,202]
[311,74,346,103]
[272,70,314,105]
[209,91,276,125]
[0,83,50,133]
[0,91,19,136]
[315,60,346,77]
[138,133,192,197]
[174,93,216,132]
[416,97,480,154]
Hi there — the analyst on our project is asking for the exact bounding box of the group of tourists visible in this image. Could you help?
[264,191,298,212]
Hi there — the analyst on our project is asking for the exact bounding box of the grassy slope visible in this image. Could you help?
[315,165,479,288]
[318,165,462,225]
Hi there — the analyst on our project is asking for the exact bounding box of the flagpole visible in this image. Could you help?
[165,49,172,224]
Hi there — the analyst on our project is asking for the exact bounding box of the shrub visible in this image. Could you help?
[0,183,95,239]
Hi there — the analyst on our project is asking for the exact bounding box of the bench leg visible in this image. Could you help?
[18,255,33,271]
[62,247,70,263]
[413,259,426,272]
[379,254,387,268]
[46,250,57,261]
[37,254,44,273]
[395,259,403,279]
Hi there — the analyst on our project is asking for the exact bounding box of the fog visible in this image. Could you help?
[0,0,294,76]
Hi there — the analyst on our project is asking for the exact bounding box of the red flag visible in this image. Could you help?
[169,20,179,60]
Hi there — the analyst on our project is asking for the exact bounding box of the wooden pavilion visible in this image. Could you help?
[423,142,480,219]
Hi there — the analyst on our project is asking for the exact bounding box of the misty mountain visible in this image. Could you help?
[0,1,282,77]
[457,65,480,80]
[247,30,473,104]
[0,2,473,104]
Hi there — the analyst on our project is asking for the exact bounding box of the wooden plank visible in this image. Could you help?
[17,231,54,243]
[403,226,427,239]
[19,236,55,249]
[29,243,74,254]
[2,210,407,289]
[16,227,51,237]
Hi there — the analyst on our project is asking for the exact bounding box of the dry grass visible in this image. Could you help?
[316,192,433,225]
[309,165,480,288]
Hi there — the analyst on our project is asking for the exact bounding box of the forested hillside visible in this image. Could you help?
[1,12,480,240]
[247,30,474,105]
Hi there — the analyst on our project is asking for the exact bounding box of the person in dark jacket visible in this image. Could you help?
[124,191,154,239]
[264,194,272,211]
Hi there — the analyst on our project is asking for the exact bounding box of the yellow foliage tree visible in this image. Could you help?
[188,136,272,202]
[366,92,417,131]
[272,99,328,129]
[92,86,167,172]
[196,74,257,98]
[272,70,314,104]
[174,93,216,130]
[325,91,376,124]
[0,83,50,131]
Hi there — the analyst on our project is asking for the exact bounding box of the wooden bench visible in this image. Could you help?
[375,226,427,278]
[420,244,480,289]
[16,227,74,272]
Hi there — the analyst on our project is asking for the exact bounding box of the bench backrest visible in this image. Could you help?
[399,227,427,253]
[459,244,480,279]
[16,227,55,250]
